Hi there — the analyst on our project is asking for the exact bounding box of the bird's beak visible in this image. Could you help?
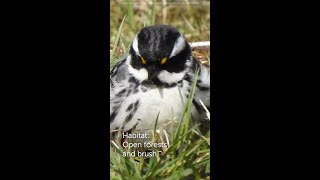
[146,65,159,81]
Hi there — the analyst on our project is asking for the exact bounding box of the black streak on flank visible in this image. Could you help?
[110,105,120,123]
[124,113,133,124]
[116,88,127,97]
[129,77,140,94]
[133,100,140,111]
[126,103,134,112]
[126,89,132,97]
[124,100,140,124]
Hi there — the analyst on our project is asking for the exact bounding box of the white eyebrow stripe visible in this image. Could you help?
[132,35,140,56]
[169,35,185,58]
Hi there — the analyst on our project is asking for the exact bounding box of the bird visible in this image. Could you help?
[110,25,210,136]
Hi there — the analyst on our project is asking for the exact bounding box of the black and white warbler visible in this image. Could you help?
[110,25,210,135]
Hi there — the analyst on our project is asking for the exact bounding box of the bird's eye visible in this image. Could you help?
[139,56,147,65]
[160,58,167,65]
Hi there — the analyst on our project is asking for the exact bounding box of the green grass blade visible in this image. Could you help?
[110,15,126,65]
[125,0,135,31]
[150,0,157,25]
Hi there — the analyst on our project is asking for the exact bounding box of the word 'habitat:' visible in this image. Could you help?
[122,132,149,139]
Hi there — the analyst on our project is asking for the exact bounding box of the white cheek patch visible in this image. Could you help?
[132,35,140,56]
[158,70,185,84]
[126,55,148,82]
[169,35,186,58]
[157,58,192,84]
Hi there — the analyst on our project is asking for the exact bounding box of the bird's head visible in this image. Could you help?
[127,25,192,87]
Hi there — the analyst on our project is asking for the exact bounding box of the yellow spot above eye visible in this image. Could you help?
[140,56,147,64]
[160,58,167,65]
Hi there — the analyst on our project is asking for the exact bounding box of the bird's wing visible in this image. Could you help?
[197,65,210,108]
[193,57,210,109]
[110,55,131,116]
[110,55,129,87]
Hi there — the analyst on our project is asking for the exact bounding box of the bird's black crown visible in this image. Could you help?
[130,25,191,74]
